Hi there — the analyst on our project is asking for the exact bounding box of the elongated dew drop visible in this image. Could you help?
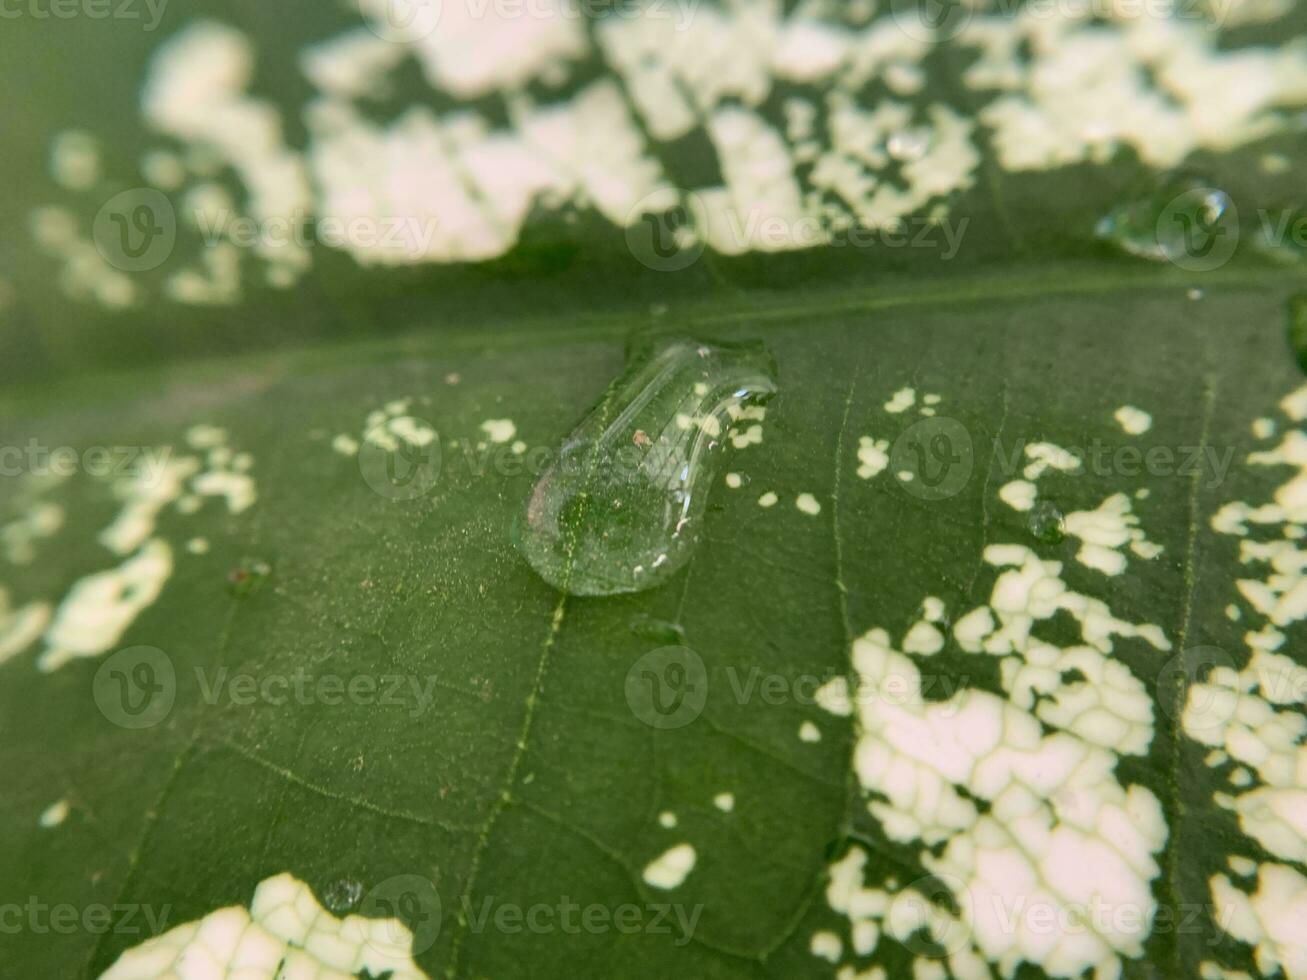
[1095,174,1235,266]
[515,336,778,596]
[629,614,687,645]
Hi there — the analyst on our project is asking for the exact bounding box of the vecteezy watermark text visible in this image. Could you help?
[192,208,445,261]
[462,896,702,944]
[624,646,968,729]
[625,191,970,272]
[0,0,167,30]
[194,667,440,719]
[0,899,171,936]
[0,441,172,483]
[93,647,447,729]
[358,0,699,43]
[992,437,1235,490]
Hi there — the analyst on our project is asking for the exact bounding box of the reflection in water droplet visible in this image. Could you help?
[227,557,271,596]
[629,614,687,645]
[1027,500,1066,545]
[515,337,778,596]
[323,878,362,913]
[1287,292,1307,375]
[1095,174,1235,266]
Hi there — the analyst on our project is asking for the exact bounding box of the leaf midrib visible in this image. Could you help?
[3,261,1297,420]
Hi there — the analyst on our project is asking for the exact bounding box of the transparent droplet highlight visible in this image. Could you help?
[629,614,687,645]
[515,336,778,596]
[1095,174,1238,271]
[1027,500,1066,545]
[323,877,362,913]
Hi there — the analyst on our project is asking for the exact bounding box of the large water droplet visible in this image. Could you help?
[1095,175,1237,269]
[1287,292,1307,374]
[515,336,778,596]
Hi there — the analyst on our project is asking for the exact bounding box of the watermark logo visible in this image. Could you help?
[462,895,702,942]
[890,417,974,500]
[892,874,974,956]
[725,665,968,712]
[0,441,171,482]
[625,645,708,729]
[359,0,442,42]
[195,667,441,718]
[358,417,442,500]
[1155,186,1239,272]
[92,188,176,273]
[0,0,169,30]
[625,193,969,271]
[361,875,442,955]
[625,192,708,273]
[0,899,171,936]
[1159,645,1306,733]
[193,207,445,260]
[93,646,176,729]
[891,0,973,43]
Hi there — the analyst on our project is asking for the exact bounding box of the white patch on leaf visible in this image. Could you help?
[884,387,916,414]
[1113,405,1152,435]
[38,540,173,673]
[1064,492,1162,576]
[38,799,70,828]
[1022,442,1082,481]
[642,843,696,890]
[2,501,64,565]
[856,436,890,479]
[1183,379,1307,977]
[0,591,52,666]
[480,419,516,444]
[998,479,1036,512]
[816,460,1172,978]
[101,873,431,979]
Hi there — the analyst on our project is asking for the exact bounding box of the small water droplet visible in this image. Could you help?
[1027,500,1065,545]
[515,336,778,595]
[629,614,687,645]
[227,557,271,596]
[1287,292,1307,375]
[323,878,362,913]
